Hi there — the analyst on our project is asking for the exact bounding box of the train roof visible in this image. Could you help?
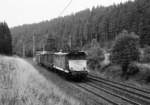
[36,50,87,57]
[36,51,52,55]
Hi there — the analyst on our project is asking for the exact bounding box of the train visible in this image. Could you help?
[35,50,89,80]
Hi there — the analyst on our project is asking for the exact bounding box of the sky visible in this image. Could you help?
[0,0,134,27]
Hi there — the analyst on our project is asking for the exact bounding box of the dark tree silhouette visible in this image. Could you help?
[0,22,12,55]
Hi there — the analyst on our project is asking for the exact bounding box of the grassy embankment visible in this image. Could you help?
[0,56,81,105]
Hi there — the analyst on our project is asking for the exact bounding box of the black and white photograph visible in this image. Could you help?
[0,0,150,104]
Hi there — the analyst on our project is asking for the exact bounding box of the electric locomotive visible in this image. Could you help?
[35,50,88,79]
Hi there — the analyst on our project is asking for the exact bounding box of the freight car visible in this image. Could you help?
[35,51,88,79]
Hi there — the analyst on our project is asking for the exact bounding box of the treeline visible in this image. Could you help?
[11,0,150,56]
[0,22,12,55]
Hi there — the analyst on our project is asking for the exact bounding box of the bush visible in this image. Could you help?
[140,46,150,63]
[127,63,139,75]
[110,30,140,76]
[87,47,105,70]
[87,39,105,70]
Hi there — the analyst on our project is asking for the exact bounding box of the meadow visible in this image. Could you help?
[0,56,81,105]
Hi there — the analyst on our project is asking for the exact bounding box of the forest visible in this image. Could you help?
[11,0,150,56]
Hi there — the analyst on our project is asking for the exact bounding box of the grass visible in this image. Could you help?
[29,58,106,105]
[0,56,81,105]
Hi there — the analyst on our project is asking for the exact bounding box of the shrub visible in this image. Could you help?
[87,39,105,70]
[110,30,140,76]
[127,62,139,75]
[87,47,105,70]
[140,46,150,63]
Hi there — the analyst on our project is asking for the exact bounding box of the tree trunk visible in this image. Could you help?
[122,63,129,77]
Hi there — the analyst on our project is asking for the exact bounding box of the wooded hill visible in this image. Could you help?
[11,0,150,56]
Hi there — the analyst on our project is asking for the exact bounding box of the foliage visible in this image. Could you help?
[11,0,150,56]
[140,25,150,47]
[140,46,150,63]
[110,30,140,65]
[0,22,12,55]
[87,39,105,70]
[144,46,150,54]
[45,35,57,51]
[127,62,139,76]
[110,30,140,76]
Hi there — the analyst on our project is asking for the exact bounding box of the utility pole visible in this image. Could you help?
[69,35,72,51]
[22,42,25,57]
[43,43,45,52]
[33,33,35,57]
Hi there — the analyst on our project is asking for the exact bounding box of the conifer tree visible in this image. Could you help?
[0,22,12,55]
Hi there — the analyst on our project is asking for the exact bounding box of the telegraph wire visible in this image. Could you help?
[59,0,72,16]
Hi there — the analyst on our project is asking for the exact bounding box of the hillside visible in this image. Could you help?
[0,56,81,105]
[11,0,150,56]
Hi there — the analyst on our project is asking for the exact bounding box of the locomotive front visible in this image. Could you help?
[67,51,88,79]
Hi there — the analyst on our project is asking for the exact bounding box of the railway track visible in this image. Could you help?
[76,82,142,105]
[76,83,119,105]
[89,74,150,94]
[76,82,140,105]
[88,74,150,105]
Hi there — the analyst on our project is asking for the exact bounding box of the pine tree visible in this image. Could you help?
[0,22,12,55]
[45,35,57,52]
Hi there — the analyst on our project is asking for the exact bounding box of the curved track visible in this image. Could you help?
[76,83,119,105]
[87,74,150,105]
[76,82,140,105]
[89,74,150,94]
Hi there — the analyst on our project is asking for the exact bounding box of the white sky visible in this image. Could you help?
[0,0,133,27]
